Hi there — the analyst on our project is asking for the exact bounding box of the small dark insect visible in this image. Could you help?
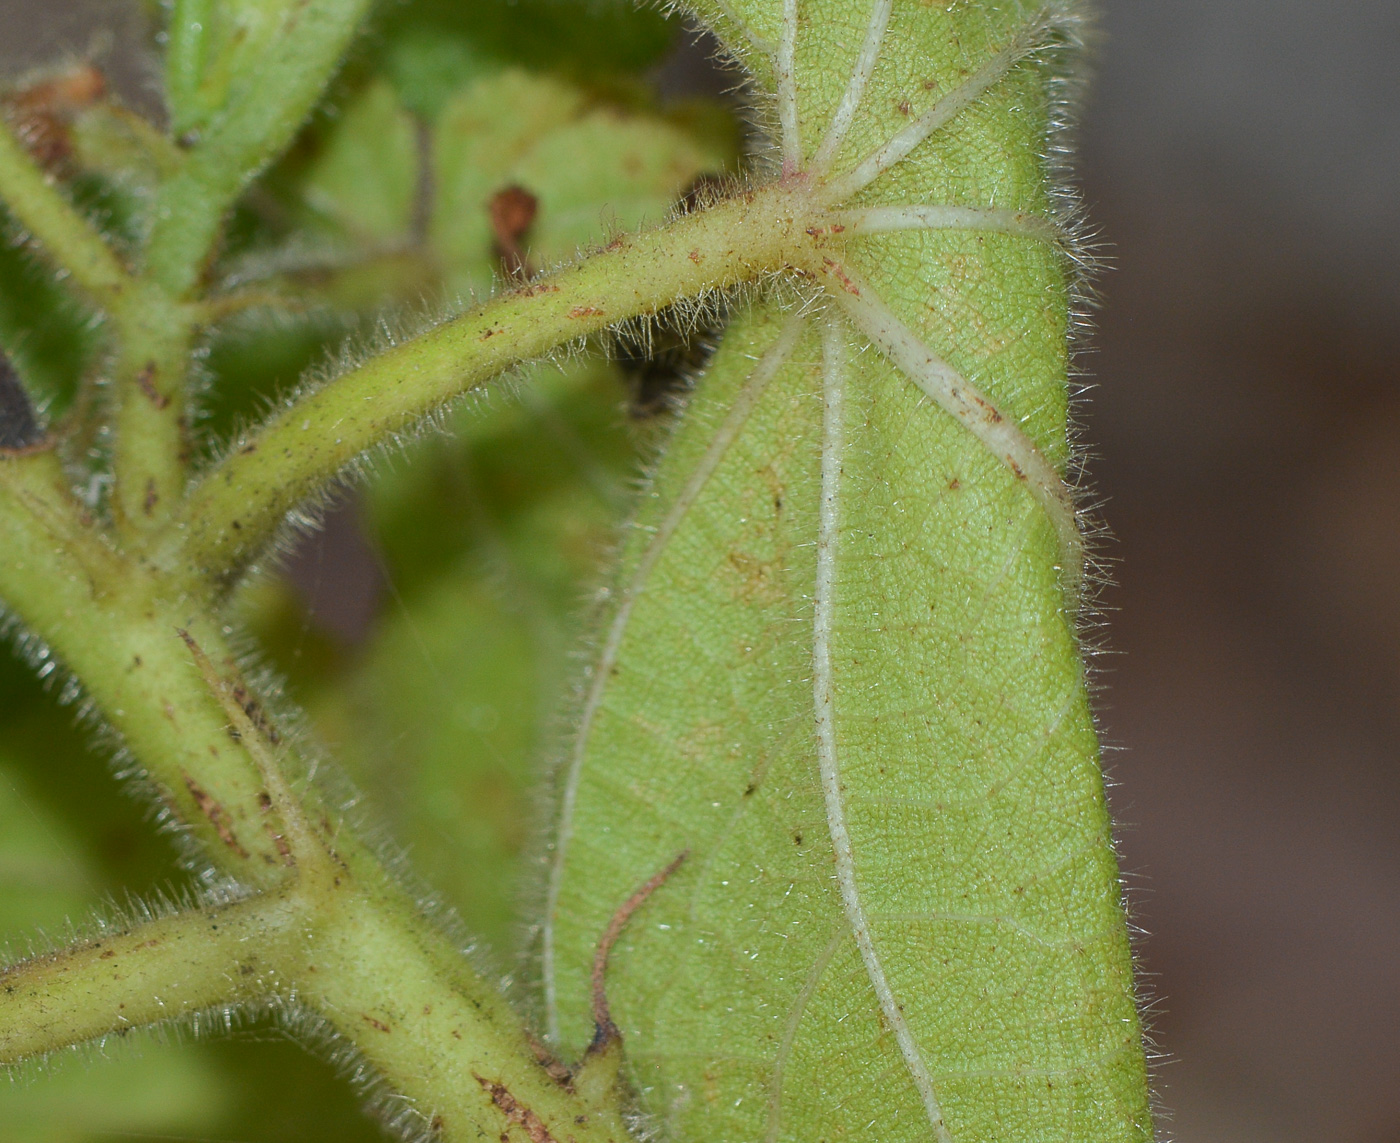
[610,173,729,418]
[0,353,43,451]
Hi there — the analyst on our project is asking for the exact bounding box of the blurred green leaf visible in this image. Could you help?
[376,0,677,119]
[297,78,419,246]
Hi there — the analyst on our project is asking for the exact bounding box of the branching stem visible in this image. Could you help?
[165,186,823,588]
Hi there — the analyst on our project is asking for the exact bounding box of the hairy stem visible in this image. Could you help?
[0,887,303,1066]
[0,117,133,311]
[0,448,635,1140]
[165,185,823,586]
[110,295,199,534]
[144,0,375,298]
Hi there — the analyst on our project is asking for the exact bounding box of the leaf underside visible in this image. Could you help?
[546,2,1151,1141]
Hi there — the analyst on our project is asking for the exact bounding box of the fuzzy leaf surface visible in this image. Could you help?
[546,2,1152,1141]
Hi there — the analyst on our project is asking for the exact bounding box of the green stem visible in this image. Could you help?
[145,0,374,298]
[301,883,632,1143]
[166,185,823,586]
[0,887,303,1066]
[109,293,198,534]
[0,452,291,878]
[165,0,215,138]
[0,452,632,1141]
[0,117,134,312]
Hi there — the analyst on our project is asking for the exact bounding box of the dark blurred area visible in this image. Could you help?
[2,1,1398,1142]
[1078,5,1400,1143]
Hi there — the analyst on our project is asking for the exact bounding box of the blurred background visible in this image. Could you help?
[0,1,1396,1141]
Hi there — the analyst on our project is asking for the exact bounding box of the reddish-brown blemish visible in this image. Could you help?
[183,775,250,858]
[568,305,604,319]
[820,257,861,296]
[135,362,169,410]
[474,1075,560,1143]
[362,1015,391,1033]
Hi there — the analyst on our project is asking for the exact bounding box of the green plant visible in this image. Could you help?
[0,0,1151,1140]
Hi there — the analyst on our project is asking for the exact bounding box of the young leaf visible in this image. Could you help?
[545,3,1152,1142]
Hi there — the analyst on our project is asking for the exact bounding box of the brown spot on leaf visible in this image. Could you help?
[568,305,604,319]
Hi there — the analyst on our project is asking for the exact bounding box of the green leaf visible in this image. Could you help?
[432,69,731,299]
[291,363,641,956]
[296,77,419,246]
[376,0,677,119]
[545,3,1152,1142]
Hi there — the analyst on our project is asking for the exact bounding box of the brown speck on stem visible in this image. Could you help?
[135,362,170,410]
[183,774,250,858]
[589,849,688,1051]
[525,1028,574,1089]
[474,1075,561,1143]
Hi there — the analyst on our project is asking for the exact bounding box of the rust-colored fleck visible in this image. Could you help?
[135,362,169,410]
[688,248,702,264]
[362,1014,391,1033]
[474,1075,560,1143]
[183,775,250,858]
[972,396,1002,423]
[231,683,280,744]
[820,257,860,296]
[526,1028,574,1089]
[268,827,294,864]
[99,949,115,959]
[897,98,913,116]
[142,478,158,516]
[568,305,604,319]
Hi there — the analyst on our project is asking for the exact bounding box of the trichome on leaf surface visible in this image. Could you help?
[0,0,1153,1140]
